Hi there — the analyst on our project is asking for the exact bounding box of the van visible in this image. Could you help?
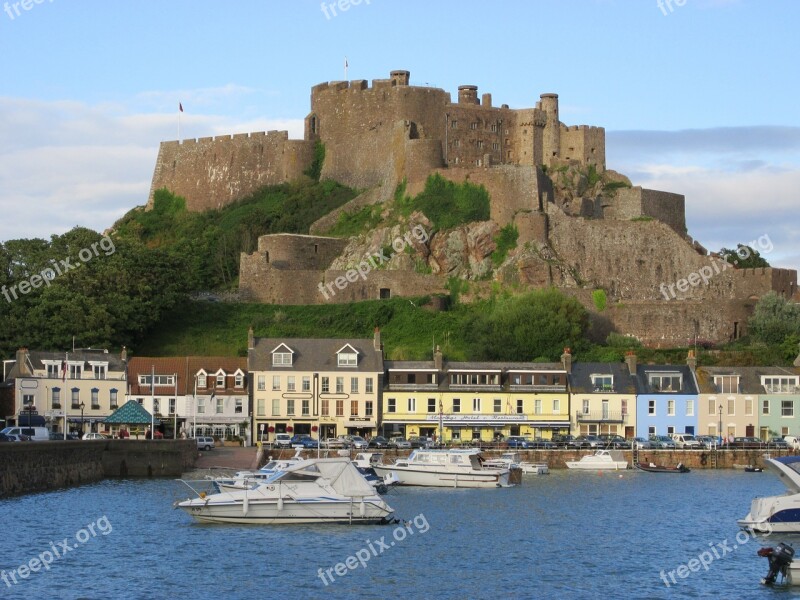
[274,433,292,448]
[196,436,215,451]
[0,426,50,442]
[671,433,701,449]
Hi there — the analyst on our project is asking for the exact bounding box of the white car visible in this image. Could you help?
[346,435,368,449]
[273,433,292,448]
[82,432,108,440]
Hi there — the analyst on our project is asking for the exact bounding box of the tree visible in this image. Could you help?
[467,289,589,361]
[719,244,770,269]
[748,292,800,345]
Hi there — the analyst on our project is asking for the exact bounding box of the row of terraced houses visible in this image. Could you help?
[2,328,800,445]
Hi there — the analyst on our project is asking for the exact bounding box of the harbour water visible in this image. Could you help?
[0,468,796,599]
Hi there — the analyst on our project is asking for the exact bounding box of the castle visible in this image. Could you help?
[148,70,797,347]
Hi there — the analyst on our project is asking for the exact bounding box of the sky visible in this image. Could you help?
[1,0,798,271]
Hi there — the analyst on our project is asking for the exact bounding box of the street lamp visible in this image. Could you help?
[80,401,86,438]
[718,404,723,447]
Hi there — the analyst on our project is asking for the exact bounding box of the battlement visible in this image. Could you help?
[159,130,291,149]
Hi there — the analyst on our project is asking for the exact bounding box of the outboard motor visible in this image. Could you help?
[759,542,795,585]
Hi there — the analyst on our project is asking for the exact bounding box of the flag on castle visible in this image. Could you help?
[179,102,183,112]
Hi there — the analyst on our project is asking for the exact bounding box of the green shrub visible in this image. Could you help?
[400,174,490,230]
[491,224,519,266]
[592,289,607,312]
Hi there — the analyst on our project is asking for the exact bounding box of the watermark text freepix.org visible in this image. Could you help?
[657,0,687,16]
[320,0,370,20]
[1,235,115,303]
[2,516,112,588]
[317,513,429,586]
[659,233,773,300]
[4,0,54,21]
[318,224,429,300]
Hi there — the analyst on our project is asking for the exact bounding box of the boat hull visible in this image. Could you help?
[373,465,509,488]
[566,461,628,470]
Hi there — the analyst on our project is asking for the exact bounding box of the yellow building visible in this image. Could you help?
[248,329,384,442]
[382,350,570,443]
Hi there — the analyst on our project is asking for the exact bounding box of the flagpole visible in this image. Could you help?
[63,351,68,440]
[178,104,182,142]
[193,377,197,438]
[344,57,348,80]
[150,365,155,441]
[174,372,178,439]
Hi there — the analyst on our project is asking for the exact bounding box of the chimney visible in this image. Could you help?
[248,326,255,350]
[686,350,697,371]
[16,347,33,377]
[625,351,637,376]
[560,347,572,374]
[373,327,381,352]
[794,342,800,367]
[434,345,443,371]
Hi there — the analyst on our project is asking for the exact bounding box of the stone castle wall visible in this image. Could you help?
[147,131,315,211]
[604,187,687,235]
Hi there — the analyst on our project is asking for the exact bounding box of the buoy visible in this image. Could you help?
[199,492,206,499]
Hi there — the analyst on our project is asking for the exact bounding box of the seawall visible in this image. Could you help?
[0,440,198,498]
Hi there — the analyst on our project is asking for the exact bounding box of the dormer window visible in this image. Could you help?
[197,371,207,388]
[89,362,108,380]
[336,344,359,367]
[714,375,739,394]
[271,343,294,366]
[216,371,226,388]
[234,370,244,388]
[763,376,799,394]
[590,375,613,391]
[648,373,682,392]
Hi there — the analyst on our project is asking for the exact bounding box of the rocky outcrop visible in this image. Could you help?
[428,221,499,280]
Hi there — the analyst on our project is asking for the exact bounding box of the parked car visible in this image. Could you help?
[649,435,677,449]
[730,436,764,449]
[632,437,652,450]
[530,438,558,450]
[599,434,631,449]
[0,433,13,442]
[322,437,347,449]
[409,436,432,449]
[367,436,389,449]
[290,434,319,449]
[273,433,292,448]
[388,437,411,449]
[575,435,605,448]
[82,432,109,441]
[670,433,702,449]
[552,434,583,448]
[506,435,534,449]
[696,435,719,449]
[196,436,215,450]
[3,433,31,441]
[767,437,790,449]
[346,435,369,449]
[1,426,49,442]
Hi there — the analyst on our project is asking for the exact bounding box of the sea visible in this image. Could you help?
[1,468,798,600]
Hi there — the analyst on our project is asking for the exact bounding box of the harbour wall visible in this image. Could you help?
[0,440,198,498]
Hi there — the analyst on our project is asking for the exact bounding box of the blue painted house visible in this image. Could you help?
[633,353,699,437]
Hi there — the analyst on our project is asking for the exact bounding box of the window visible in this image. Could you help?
[170,398,177,414]
[272,376,280,391]
[534,399,542,415]
[139,374,174,386]
[52,388,61,408]
[70,364,82,379]
[197,398,205,414]
[272,352,292,366]
[453,398,461,413]
[91,389,99,409]
[272,399,280,416]
[602,399,609,419]
[763,376,800,393]
[71,388,80,408]
[516,399,523,414]
[287,376,296,392]
[667,426,675,435]
[302,376,311,392]
[727,399,735,415]
[216,373,225,388]
[387,398,396,413]
[685,400,694,416]
[473,398,481,412]
[257,375,265,391]
[366,378,374,394]
[582,399,589,414]
[366,401,373,417]
[451,119,458,128]
[408,398,416,412]
[590,375,613,391]
[336,400,344,417]
[338,352,357,367]
[153,399,160,414]
[762,399,770,415]
[492,142,500,151]
[494,398,501,413]
[428,398,436,413]
[46,363,59,378]
[336,377,344,393]
[782,401,794,417]
[553,399,560,413]
[476,140,483,149]
[648,426,656,436]
[256,398,264,416]
[470,122,478,130]
[235,398,242,414]
[491,123,497,132]
[351,400,359,416]
[351,377,358,393]
[649,373,682,392]
[93,364,107,380]
[648,400,656,415]
[322,377,330,393]
[667,400,675,416]
[287,399,295,416]
[708,399,716,415]
[216,397,223,414]
[621,399,627,415]
[302,399,310,416]
[321,399,329,416]
[198,373,208,388]
[714,375,739,394]
[235,372,244,388]
[745,398,753,416]
[22,393,33,407]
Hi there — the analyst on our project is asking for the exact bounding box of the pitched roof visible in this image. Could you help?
[633,364,699,395]
[126,356,247,396]
[696,366,799,394]
[567,362,637,394]
[104,399,160,425]
[249,338,383,372]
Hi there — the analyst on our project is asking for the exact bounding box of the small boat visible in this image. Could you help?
[483,452,549,475]
[745,465,764,472]
[738,456,800,533]
[211,448,305,492]
[635,461,690,473]
[372,448,512,488]
[176,457,394,524]
[758,542,799,585]
[566,449,628,470]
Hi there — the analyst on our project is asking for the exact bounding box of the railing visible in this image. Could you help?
[575,411,627,423]
[448,385,503,392]
[509,385,567,392]
[386,383,439,391]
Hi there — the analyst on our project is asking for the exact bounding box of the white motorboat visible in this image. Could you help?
[212,448,305,492]
[372,448,512,488]
[738,455,800,534]
[565,449,628,470]
[484,452,549,475]
[176,457,394,524]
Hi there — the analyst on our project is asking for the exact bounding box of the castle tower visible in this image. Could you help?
[390,70,410,86]
[458,85,479,105]
[540,93,560,163]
